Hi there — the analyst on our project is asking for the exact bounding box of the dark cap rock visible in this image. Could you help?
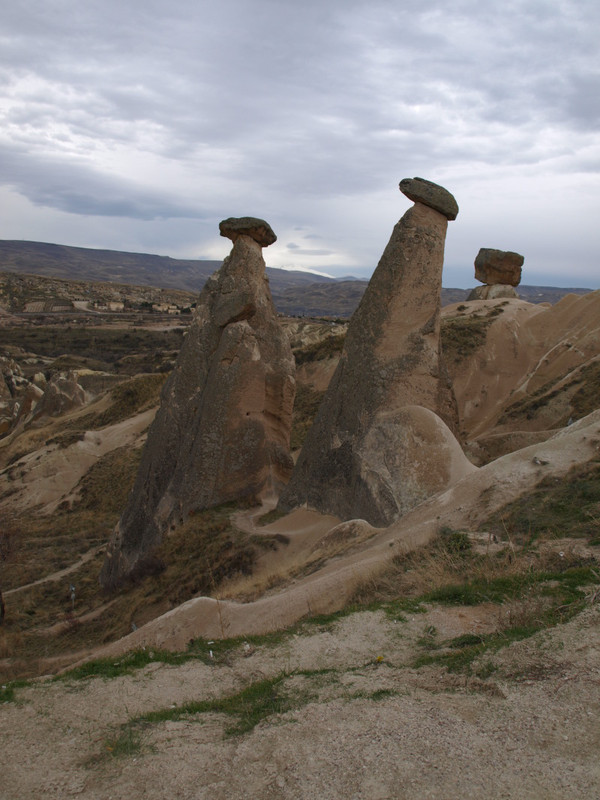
[474,248,524,286]
[219,217,277,247]
[399,177,459,220]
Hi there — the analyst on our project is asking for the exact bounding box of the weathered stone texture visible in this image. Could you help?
[400,177,459,220]
[474,248,524,286]
[467,284,519,301]
[34,371,86,418]
[101,225,295,588]
[279,187,461,526]
[219,217,277,247]
[0,360,85,436]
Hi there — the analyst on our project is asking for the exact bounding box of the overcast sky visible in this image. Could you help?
[1,0,599,288]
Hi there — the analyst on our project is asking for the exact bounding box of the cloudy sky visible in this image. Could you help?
[1,0,599,288]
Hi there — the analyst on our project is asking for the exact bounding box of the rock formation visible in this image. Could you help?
[0,360,87,436]
[278,178,470,527]
[468,247,524,300]
[100,218,296,588]
[33,371,87,419]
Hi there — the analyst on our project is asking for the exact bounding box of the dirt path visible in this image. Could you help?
[2,602,599,799]
[5,545,105,597]
[231,497,277,535]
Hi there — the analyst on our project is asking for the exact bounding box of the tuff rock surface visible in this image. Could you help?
[474,248,524,286]
[219,217,277,247]
[101,220,295,588]
[399,177,459,220]
[467,284,519,301]
[279,182,462,526]
[0,360,86,437]
[33,370,87,419]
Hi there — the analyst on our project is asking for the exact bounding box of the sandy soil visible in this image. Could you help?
[0,408,155,513]
[2,599,599,799]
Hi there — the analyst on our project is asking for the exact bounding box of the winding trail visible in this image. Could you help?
[5,544,105,596]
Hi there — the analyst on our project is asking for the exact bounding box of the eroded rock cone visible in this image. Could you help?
[278,180,463,527]
[100,218,295,588]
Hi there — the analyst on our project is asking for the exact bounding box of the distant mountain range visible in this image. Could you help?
[0,239,593,318]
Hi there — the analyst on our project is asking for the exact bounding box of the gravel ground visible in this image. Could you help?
[2,603,599,800]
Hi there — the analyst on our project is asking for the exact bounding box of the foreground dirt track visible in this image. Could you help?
[2,603,599,799]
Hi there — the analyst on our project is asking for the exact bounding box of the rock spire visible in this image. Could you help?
[100,218,295,588]
[278,179,468,527]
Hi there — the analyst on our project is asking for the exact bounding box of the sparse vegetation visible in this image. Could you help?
[484,459,600,544]
[413,571,590,676]
[86,373,167,428]
[571,361,600,418]
[137,672,301,737]
[293,333,345,365]
[0,326,185,374]
[290,384,325,449]
[499,360,600,425]
[103,726,143,758]
[440,314,493,363]
[74,447,143,514]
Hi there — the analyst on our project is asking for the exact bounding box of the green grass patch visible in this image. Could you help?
[413,566,595,674]
[0,679,29,703]
[414,620,546,674]
[104,726,143,758]
[424,565,595,607]
[56,648,197,682]
[135,672,308,737]
[383,598,427,618]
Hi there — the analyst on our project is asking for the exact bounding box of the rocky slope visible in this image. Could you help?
[0,291,599,679]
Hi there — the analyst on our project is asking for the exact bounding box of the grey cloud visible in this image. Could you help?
[1,144,201,220]
[286,243,333,256]
[0,0,598,287]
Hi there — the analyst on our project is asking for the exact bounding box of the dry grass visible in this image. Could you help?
[0,501,273,679]
[349,528,595,607]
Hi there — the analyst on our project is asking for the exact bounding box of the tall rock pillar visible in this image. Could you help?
[279,178,468,526]
[100,217,296,588]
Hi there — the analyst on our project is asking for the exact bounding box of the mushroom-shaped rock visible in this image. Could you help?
[100,220,295,589]
[219,217,277,247]
[474,248,524,286]
[278,181,460,526]
[400,177,459,220]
